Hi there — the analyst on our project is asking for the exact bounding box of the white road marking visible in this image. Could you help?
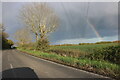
[10,63,13,69]
[19,50,112,79]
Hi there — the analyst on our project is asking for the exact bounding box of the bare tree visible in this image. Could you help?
[14,28,32,45]
[0,24,3,39]
[0,24,8,38]
[20,3,59,42]
[0,24,5,32]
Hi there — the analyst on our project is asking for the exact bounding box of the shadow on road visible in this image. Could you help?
[1,48,16,50]
[2,67,39,80]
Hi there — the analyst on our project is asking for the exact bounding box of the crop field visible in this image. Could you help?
[50,43,118,53]
[48,43,119,58]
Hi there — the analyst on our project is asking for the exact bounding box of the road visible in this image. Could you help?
[2,49,112,79]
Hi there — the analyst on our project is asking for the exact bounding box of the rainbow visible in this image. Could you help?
[87,19,103,41]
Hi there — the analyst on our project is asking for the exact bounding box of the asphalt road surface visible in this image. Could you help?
[2,49,112,79]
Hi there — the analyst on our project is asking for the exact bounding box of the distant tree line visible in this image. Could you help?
[78,41,119,45]
[79,41,110,45]
[52,41,120,46]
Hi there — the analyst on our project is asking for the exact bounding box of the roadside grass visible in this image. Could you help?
[17,48,120,79]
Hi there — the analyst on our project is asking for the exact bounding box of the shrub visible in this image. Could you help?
[36,39,49,51]
[87,45,120,64]
[18,43,36,50]
[2,37,14,49]
[47,48,88,58]
[95,41,112,44]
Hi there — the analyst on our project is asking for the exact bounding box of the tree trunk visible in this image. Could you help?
[40,33,46,41]
[35,33,39,42]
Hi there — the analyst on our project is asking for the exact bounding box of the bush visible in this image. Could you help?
[87,45,120,64]
[7,40,14,46]
[95,41,112,44]
[2,37,14,49]
[18,42,36,50]
[36,39,49,51]
[48,48,87,58]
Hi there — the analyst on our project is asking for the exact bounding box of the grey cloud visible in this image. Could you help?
[48,2,118,42]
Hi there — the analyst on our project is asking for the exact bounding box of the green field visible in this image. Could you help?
[50,43,118,53]
[48,43,118,58]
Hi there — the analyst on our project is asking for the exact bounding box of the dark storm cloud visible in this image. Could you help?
[48,2,118,43]
[2,2,118,43]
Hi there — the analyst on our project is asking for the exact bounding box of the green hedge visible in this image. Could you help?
[87,45,120,64]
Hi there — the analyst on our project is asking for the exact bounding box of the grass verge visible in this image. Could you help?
[17,48,120,80]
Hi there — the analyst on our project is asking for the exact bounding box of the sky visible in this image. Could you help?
[1,2,118,44]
